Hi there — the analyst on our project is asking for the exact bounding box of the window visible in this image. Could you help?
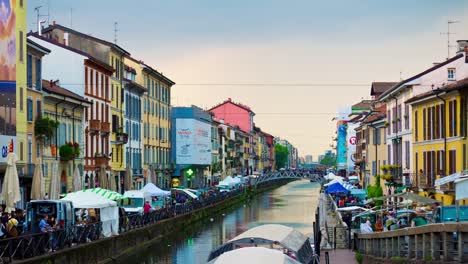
[398,104,402,132]
[387,145,391,164]
[387,110,391,135]
[28,135,32,163]
[423,108,426,140]
[448,68,456,81]
[392,107,397,133]
[372,161,376,176]
[20,88,23,111]
[405,141,410,169]
[464,144,467,171]
[19,31,23,62]
[36,142,40,158]
[27,98,33,122]
[36,58,42,90]
[414,110,418,142]
[404,104,409,130]
[20,142,24,161]
[20,0,23,7]
[27,54,32,87]
[449,149,457,175]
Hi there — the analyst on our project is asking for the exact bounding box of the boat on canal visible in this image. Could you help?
[207,224,318,264]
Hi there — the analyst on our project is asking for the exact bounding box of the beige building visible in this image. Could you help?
[125,57,175,189]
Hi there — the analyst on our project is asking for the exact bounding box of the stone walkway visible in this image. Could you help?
[320,249,357,264]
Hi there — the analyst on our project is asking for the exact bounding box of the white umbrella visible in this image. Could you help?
[99,165,107,189]
[31,158,44,200]
[146,168,152,184]
[49,160,61,200]
[73,166,82,192]
[108,172,116,192]
[1,153,20,213]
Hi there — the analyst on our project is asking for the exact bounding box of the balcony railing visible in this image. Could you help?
[101,122,110,133]
[115,132,129,145]
[94,156,109,168]
[89,120,101,132]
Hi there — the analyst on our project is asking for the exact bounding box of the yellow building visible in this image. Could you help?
[125,57,175,189]
[407,80,468,205]
[41,80,90,193]
[22,39,50,202]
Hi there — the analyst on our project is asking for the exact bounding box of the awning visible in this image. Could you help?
[435,172,460,186]
[395,185,409,193]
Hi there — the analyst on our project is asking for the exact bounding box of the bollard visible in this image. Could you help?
[334,226,337,250]
[325,251,330,264]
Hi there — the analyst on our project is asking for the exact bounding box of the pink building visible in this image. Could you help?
[209,98,255,133]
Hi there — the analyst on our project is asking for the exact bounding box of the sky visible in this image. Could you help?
[27,0,468,159]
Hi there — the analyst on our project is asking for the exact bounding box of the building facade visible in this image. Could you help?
[171,106,212,188]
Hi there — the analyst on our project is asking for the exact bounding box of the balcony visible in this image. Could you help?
[95,156,109,168]
[101,122,111,134]
[89,120,101,133]
[115,132,129,145]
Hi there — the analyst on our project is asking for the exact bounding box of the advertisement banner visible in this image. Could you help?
[336,122,347,169]
[175,119,211,165]
[0,0,17,161]
[347,123,357,173]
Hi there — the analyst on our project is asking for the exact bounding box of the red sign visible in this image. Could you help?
[349,136,357,145]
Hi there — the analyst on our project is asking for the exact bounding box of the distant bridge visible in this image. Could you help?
[254,170,324,186]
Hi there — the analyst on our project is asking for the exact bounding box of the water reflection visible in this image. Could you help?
[131,180,320,264]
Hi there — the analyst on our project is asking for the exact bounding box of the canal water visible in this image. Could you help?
[130,180,320,264]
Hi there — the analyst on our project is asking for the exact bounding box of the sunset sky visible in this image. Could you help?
[27,0,468,158]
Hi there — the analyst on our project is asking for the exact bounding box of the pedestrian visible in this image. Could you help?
[39,215,52,233]
[6,213,18,238]
[143,201,151,214]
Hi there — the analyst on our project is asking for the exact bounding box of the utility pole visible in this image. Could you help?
[441,20,459,60]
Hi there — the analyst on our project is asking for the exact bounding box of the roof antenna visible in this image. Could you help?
[70,8,73,29]
[441,20,459,60]
[114,22,118,44]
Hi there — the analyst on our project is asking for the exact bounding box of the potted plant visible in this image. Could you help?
[59,144,75,161]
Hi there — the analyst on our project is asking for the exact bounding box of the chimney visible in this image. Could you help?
[64,32,69,46]
[220,118,224,124]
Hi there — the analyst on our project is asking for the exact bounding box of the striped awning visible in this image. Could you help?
[63,188,128,201]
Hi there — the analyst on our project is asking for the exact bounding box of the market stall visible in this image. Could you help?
[61,191,119,237]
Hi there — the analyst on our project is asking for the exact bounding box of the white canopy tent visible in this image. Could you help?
[218,176,236,187]
[141,183,170,197]
[61,191,119,237]
[171,188,198,199]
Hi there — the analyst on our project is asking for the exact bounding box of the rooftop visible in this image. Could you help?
[379,53,464,100]
[370,82,398,96]
[209,98,254,114]
[42,80,88,103]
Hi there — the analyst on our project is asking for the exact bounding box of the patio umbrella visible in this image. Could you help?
[125,166,133,191]
[30,158,44,200]
[146,168,152,184]
[49,160,61,200]
[108,172,116,192]
[1,153,20,213]
[73,166,82,192]
[99,165,107,189]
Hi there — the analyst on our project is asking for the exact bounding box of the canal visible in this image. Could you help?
[125,180,320,264]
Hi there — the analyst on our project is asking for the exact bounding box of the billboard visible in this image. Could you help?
[0,0,17,159]
[175,119,211,165]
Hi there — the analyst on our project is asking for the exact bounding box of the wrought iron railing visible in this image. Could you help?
[0,189,244,263]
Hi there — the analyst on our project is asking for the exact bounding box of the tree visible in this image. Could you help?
[320,154,336,167]
[275,144,289,169]
[367,176,383,206]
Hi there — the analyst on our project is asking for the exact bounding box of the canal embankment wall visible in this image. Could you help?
[18,180,292,264]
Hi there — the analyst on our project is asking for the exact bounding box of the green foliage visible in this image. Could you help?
[275,144,289,169]
[355,252,363,264]
[59,144,75,161]
[59,142,80,161]
[34,117,59,143]
[367,176,383,206]
[211,161,222,173]
[319,153,336,167]
[424,256,433,261]
[390,256,407,263]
